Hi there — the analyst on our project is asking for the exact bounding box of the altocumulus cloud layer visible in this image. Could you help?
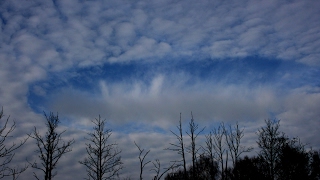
[1,0,320,179]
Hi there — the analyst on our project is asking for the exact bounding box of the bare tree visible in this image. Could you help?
[151,159,177,180]
[203,122,252,179]
[211,123,228,180]
[28,112,74,180]
[80,115,122,180]
[203,132,217,180]
[256,119,286,180]
[0,107,28,179]
[225,122,253,167]
[186,112,205,179]
[134,142,151,180]
[166,113,187,179]
[134,141,177,180]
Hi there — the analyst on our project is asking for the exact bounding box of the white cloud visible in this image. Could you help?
[48,74,282,128]
[1,0,319,72]
[109,37,171,62]
[116,22,136,48]
[149,75,164,97]
[1,0,320,179]
[131,9,148,27]
[278,88,320,147]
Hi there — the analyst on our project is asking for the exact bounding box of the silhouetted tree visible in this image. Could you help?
[134,141,176,180]
[186,112,205,179]
[232,156,268,180]
[193,154,219,180]
[277,138,310,180]
[165,154,219,180]
[166,113,187,179]
[309,150,320,180]
[80,116,122,180]
[256,119,286,180]
[134,142,151,180]
[202,122,252,180]
[0,107,28,179]
[28,112,74,180]
[203,131,218,180]
[165,168,186,180]
[225,122,253,167]
[212,123,228,180]
[151,159,177,180]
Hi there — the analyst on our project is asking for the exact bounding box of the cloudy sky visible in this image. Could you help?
[1,0,320,179]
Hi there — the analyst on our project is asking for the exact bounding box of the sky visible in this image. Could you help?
[1,0,320,179]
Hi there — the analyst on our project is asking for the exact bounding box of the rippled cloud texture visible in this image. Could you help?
[1,0,320,179]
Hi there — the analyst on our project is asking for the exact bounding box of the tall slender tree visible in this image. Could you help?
[166,113,187,179]
[79,115,122,180]
[28,112,74,180]
[212,123,228,180]
[203,131,217,180]
[186,112,205,179]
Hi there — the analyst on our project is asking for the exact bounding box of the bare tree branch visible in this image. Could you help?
[151,159,177,180]
[0,107,28,179]
[134,141,151,180]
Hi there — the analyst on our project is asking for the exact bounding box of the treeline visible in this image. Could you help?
[164,115,320,180]
[0,108,320,180]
